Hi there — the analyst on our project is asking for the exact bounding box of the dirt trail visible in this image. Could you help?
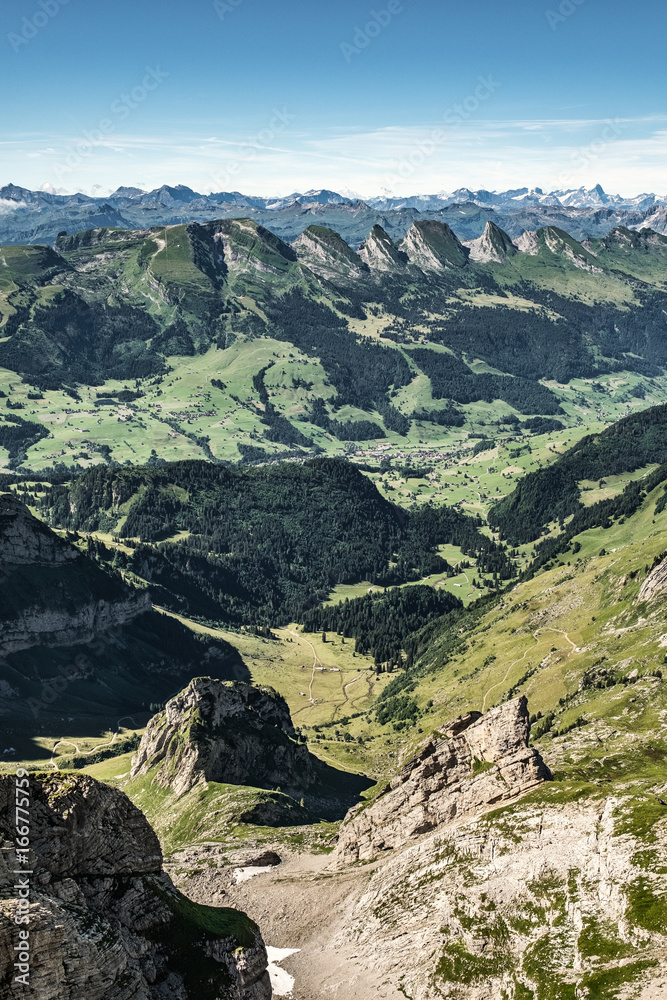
[50,716,137,768]
[482,626,579,711]
[341,672,364,702]
[287,628,320,702]
[462,570,481,601]
[482,632,540,712]
[540,626,579,652]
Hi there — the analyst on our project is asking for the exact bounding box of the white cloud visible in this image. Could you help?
[0,199,27,213]
[2,115,667,199]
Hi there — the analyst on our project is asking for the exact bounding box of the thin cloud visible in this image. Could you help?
[2,115,666,198]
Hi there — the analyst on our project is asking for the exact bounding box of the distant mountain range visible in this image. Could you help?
[1,182,666,248]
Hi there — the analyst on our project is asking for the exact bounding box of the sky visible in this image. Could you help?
[1,0,666,198]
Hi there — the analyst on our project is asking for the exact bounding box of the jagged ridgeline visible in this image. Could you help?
[490,402,667,544]
[2,220,667,467]
[39,458,514,625]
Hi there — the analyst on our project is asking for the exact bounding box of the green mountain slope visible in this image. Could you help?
[0,217,666,471]
[36,458,513,625]
[489,402,667,542]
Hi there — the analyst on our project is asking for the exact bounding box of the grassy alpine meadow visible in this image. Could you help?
[1,347,666,473]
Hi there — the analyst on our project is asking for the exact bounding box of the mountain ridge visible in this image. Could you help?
[3,181,667,248]
[1,213,667,470]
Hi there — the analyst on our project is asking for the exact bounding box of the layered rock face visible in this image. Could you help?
[398,220,470,271]
[335,696,550,862]
[357,225,407,271]
[293,224,370,281]
[0,494,79,566]
[0,495,246,729]
[131,676,318,796]
[0,773,270,1000]
[465,220,519,263]
[637,555,667,603]
[0,493,150,657]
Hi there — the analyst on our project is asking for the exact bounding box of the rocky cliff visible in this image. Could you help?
[0,493,78,566]
[399,220,470,271]
[637,554,667,603]
[131,676,319,797]
[293,225,370,282]
[465,220,518,262]
[357,225,407,270]
[331,790,667,1000]
[0,772,270,999]
[334,697,550,862]
[0,493,150,657]
[0,495,248,736]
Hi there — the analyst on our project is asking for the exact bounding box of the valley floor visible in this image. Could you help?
[170,849,403,1000]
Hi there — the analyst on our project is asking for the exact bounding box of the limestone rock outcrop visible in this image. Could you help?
[399,220,470,271]
[357,225,407,271]
[293,225,370,282]
[465,220,518,263]
[0,773,271,1000]
[637,555,667,603]
[334,696,550,862]
[131,676,318,797]
[333,793,667,1000]
[0,494,78,566]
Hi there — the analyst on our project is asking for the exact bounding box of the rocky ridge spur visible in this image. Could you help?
[334,696,551,861]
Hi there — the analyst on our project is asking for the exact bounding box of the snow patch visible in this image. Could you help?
[267,947,300,997]
[232,865,275,884]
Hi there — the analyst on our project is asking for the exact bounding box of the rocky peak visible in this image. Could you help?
[0,773,270,998]
[166,675,296,734]
[540,226,604,271]
[131,676,318,796]
[399,220,469,271]
[334,696,550,862]
[357,224,407,270]
[513,229,540,254]
[465,220,518,263]
[292,224,369,281]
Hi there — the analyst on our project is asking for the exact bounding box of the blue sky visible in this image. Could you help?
[1,0,665,196]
